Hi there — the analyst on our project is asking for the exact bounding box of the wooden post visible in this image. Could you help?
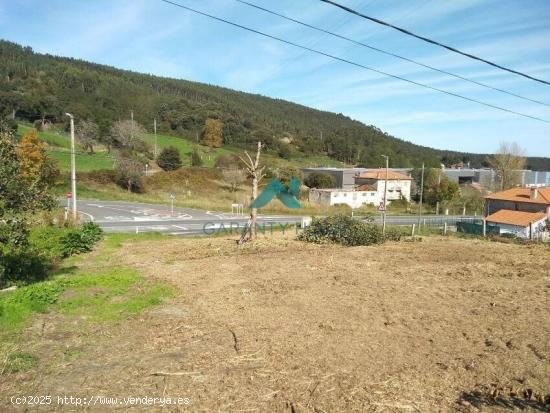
[444,222,447,235]
[411,224,415,237]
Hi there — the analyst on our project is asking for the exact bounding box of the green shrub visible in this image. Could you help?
[304,172,336,189]
[0,248,49,288]
[298,215,383,246]
[157,146,182,171]
[59,222,102,257]
[28,226,66,261]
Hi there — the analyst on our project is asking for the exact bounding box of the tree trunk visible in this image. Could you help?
[251,175,258,239]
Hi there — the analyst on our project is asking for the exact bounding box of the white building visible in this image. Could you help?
[309,187,378,209]
[485,209,548,240]
[354,170,412,204]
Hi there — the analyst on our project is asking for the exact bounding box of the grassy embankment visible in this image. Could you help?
[0,232,173,374]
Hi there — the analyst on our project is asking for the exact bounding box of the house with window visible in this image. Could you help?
[308,187,378,209]
[484,186,550,239]
[354,170,412,204]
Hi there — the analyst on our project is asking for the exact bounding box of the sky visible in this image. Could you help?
[1,0,549,156]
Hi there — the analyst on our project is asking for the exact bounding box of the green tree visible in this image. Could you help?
[275,166,302,186]
[200,118,223,148]
[304,172,336,189]
[157,146,182,171]
[0,121,56,287]
[424,169,459,206]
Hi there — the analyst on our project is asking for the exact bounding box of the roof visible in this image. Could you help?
[485,210,547,227]
[310,186,376,193]
[485,187,550,205]
[357,170,412,180]
[356,184,376,191]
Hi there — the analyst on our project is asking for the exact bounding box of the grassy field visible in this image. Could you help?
[1,234,548,411]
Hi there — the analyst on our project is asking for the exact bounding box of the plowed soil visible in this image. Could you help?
[2,235,549,412]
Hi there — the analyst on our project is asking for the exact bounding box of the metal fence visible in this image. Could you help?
[456,220,500,235]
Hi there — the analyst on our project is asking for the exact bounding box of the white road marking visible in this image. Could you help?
[78,211,95,221]
[206,211,226,219]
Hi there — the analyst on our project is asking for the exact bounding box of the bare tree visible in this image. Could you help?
[110,119,146,151]
[239,141,265,243]
[222,167,246,193]
[488,142,526,190]
[115,155,144,193]
[76,120,99,154]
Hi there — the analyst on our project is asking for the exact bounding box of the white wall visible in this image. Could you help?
[309,189,378,209]
[376,179,411,204]
[492,217,548,239]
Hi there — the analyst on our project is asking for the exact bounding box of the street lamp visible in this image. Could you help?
[65,113,77,221]
[381,155,389,236]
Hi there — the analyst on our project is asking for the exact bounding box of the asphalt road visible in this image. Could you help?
[73,200,303,236]
[70,200,477,236]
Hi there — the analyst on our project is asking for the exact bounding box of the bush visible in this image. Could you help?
[0,248,49,288]
[275,166,302,185]
[28,226,66,261]
[304,172,336,189]
[277,144,291,159]
[157,146,182,171]
[59,222,103,257]
[298,215,383,246]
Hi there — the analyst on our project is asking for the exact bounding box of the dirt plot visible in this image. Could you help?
[2,235,549,412]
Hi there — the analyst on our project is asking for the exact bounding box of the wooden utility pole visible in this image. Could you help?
[381,155,389,236]
[239,141,265,243]
[153,118,158,158]
[417,163,425,230]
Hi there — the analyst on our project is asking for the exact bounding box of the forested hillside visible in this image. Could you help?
[1,40,549,170]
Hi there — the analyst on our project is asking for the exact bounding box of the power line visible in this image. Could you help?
[235,0,550,108]
[320,0,550,86]
[158,0,550,124]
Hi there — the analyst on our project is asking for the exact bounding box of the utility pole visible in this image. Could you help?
[130,109,134,141]
[417,163,425,230]
[65,113,77,221]
[153,118,158,158]
[381,155,389,236]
